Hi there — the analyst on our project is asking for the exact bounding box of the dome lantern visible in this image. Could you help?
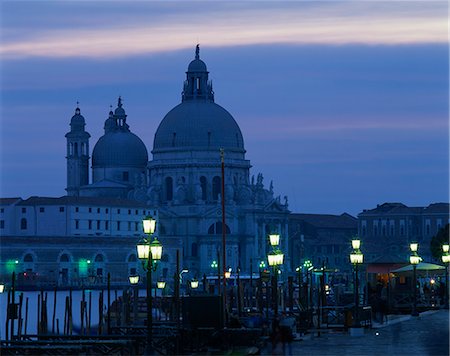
[182,45,214,102]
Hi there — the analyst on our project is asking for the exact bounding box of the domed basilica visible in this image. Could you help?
[66,46,291,278]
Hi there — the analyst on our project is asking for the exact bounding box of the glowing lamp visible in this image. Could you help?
[268,250,284,267]
[190,279,199,289]
[442,244,449,253]
[410,255,421,265]
[269,233,280,247]
[157,281,166,289]
[0,284,4,293]
[150,239,163,261]
[351,239,361,250]
[136,239,150,260]
[410,243,418,252]
[350,252,363,264]
[142,216,156,235]
[129,275,140,285]
[225,267,232,279]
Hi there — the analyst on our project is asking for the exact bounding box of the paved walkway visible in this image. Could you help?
[262,309,449,355]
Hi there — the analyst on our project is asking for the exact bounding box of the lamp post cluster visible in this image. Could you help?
[135,216,163,353]
[409,242,421,317]
[267,233,284,317]
[441,244,449,309]
[349,238,363,328]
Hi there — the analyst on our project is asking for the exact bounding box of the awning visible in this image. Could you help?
[392,262,445,273]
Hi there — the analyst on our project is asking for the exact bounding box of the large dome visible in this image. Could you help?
[153,101,245,152]
[92,131,148,167]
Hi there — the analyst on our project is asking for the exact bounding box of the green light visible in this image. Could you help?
[211,260,218,268]
[87,260,91,264]
[259,261,266,269]
[78,259,89,276]
[6,260,17,273]
[15,260,19,264]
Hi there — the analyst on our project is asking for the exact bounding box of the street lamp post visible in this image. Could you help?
[268,249,284,317]
[296,266,302,312]
[129,275,140,324]
[267,232,283,318]
[137,216,162,354]
[303,260,313,316]
[409,243,421,317]
[156,280,166,321]
[349,238,363,330]
[442,244,449,309]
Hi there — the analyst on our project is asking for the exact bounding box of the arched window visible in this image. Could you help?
[191,243,198,257]
[60,254,70,262]
[128,254,137,262]
[212,176,221,200]
[200,176,207,200]
[20,218,27,230]
[24,254,33,262]
[95,254,104,262]
[208,222,231,235]
[165,177,173,201]
[74,142,78,157]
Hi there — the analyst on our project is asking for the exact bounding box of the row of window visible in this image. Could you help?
[15,207,148,215]
[361,225,440,237]
[75,220,141,232]
[75,207,147,215]
[2,219,230,234]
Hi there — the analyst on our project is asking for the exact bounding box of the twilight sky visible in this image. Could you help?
[0,1,448,216]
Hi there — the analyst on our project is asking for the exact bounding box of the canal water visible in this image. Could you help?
[0,288,147,339]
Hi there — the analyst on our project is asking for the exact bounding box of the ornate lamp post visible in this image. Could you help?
[303,260,313,314]
[129,275,139,324]
[349,238,363,329]
[157,280,166,321]
[409,243,421,317]
[268,248,284,317]
[137,216,162,354]
[441,244,449,309]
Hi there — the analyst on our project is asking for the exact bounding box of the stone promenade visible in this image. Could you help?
[263,309,449,355]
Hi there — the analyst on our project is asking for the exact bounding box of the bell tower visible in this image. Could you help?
[65,104,90,196]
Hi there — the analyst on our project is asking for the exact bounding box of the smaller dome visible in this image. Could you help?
[114,96,126,116]
[115,107,126,116]
[188,59,207,72]
[92,131,148,168]
[70,107,86,131]
[187,44,207,72]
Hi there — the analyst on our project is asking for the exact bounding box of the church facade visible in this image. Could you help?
[0,47,291,288]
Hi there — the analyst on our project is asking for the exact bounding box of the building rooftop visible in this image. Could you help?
[359,202,449,216]
[290,213,357,229]
[16,196,148,208]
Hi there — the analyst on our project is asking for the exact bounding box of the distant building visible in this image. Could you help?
[357,202,450,263]
[288,213,358,272]
[0,197,156,287]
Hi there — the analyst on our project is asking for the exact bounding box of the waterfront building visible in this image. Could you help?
[358,202,450,263]
[0,47,290,287]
